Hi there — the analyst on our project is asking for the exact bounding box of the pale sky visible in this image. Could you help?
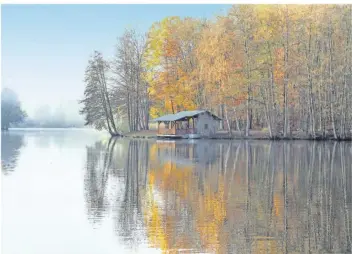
[1,4,231,119]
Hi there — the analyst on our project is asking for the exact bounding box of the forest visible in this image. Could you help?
[80,5,352,139]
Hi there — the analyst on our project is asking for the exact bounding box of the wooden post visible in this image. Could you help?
[187,118,190,133]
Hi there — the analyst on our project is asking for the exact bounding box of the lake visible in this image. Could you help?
[1,129,351,254]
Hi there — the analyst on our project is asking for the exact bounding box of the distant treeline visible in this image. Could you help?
[1,87,85,130]
[15,118,84,128]
[1,88,27,130]
[80,5,351,139]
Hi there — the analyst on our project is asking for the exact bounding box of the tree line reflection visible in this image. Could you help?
[1,132,25,175]
[84,139,352,253]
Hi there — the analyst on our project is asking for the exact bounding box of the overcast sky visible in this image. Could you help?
[2,4,231,118]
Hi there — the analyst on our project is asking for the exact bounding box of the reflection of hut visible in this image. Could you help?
[152,110,221,139]
[144,141,231,253]
[155,140,218,167]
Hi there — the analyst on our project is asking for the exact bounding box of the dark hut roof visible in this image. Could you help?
[152,110,221,122]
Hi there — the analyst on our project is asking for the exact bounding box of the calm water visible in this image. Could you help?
[1,130,352,254]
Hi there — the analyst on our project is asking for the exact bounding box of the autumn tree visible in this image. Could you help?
[196,16,245,133]
[144,17,202,118]
[227,5,261,136]
[81,4,352,139]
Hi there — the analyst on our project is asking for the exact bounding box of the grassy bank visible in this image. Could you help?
[123,130,352,141]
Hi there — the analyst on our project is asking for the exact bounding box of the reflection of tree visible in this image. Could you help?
[144,141,232,253]
[83,138,352,253]
[114,140,150,248]
[143,140,352,254]
[1,132,25,175]
[84,138,151,248]
[84,138,118,225]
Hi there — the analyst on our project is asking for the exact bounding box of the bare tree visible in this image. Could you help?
[111,29,149,132]
[80,51,121,136]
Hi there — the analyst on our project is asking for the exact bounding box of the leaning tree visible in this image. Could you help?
[79,51,121,136]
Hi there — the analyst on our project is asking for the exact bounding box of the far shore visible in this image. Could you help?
[124,130,352,141]
[4,128,351,141]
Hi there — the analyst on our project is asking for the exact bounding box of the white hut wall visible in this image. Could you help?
[195,113,218,136]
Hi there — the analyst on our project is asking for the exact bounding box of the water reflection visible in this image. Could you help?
[115,140,150,249]
[85,139,352,253]
[1,132,25,174]
[84,138,119,225]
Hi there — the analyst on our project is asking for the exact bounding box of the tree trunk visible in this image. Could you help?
[99,62,119,135]
[127,93,132,131]
[233,106,241,133]
[243,34,251,137]
[328,21,338,139]
[283,5,290,138]
[246,96,250,137]
[224,104,232,136]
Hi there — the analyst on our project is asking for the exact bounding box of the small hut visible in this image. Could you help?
[152,110,221,139]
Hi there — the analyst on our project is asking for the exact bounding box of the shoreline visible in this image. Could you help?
[123,130,352,141]
[4,128,351,141]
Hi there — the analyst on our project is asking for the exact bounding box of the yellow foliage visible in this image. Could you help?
[143,17,203,116]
